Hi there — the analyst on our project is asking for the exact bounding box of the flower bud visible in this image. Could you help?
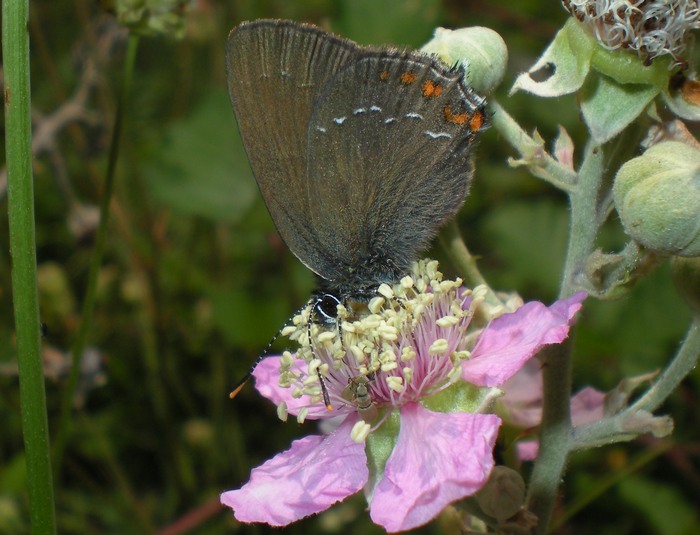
[475,466,525,522]
[672,256,700,314]
[421,27,507,96]
[613,141,700,257]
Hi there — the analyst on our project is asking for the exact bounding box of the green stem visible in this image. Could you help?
[559,141,604,295]
[53,34,140,474]
[3,1,57,533]
[527,141,603,532]
[488,100,576,192]
[439,220,501,306]
[524,340,573,533]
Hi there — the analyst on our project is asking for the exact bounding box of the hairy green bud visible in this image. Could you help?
[614,141,700,257]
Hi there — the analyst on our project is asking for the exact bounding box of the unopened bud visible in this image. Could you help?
[614,141,700,257]
[422,27,507,96]
[475,466,525,522]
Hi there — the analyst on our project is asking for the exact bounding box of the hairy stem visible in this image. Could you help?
[524,340,573,532]
[527,141,603,532]
[571,316,700,449]
[559,141,604,295]
[489,100,576,192]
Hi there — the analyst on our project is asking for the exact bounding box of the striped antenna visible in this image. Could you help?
[318,368,333,411]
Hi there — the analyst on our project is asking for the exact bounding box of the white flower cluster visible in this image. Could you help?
[563,0,700,65]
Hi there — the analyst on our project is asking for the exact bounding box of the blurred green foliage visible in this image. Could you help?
[0,0,698,533]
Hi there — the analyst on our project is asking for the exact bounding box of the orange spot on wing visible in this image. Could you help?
[400,71,417,85]
[422,80,443,98]
[469,110,485,132]
[443,105,470,125]
[379,70,390,81]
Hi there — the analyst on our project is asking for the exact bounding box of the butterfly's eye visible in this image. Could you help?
[313,294,342,325]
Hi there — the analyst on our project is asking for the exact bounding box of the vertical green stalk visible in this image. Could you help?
[559,141,604,297]
[52,34,140,474]
[3,1,57,533]
[525,340,573,532]
[527,141,604,532]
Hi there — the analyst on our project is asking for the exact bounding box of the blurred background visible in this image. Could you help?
[0,0,697,533]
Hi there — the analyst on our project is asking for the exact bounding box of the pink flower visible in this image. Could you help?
[221,260,586,532]
[499,358,605,461]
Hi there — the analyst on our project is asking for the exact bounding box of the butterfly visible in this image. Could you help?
[226,19,487,398]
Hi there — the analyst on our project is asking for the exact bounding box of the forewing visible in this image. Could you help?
[226,20,358,279]
[306,50,487,279]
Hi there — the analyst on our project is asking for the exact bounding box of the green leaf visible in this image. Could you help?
[577,262,691,377]
[511,19,593,98]
[0,454,27,494]
[143,90,257,223]
[618,475,698,535]
[580,73,659,144]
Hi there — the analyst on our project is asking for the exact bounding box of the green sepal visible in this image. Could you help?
[364,409,400,501]
[421,381,500,414]
[590,46,670,86]
[563,18,673,87]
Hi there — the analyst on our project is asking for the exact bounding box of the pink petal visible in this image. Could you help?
[499,361,605,429]
[499,401,543,429]
[252,355,328,419]
[517,440,539,461]
[463,292,586,387]
[501,359,544,404]
[370,403,500,532]
[221,415,367,526]
[498,359,545,428]
[510,386,605,462]
[571,387,605,426]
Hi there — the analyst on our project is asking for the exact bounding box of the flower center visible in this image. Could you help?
[278,259,489,427]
